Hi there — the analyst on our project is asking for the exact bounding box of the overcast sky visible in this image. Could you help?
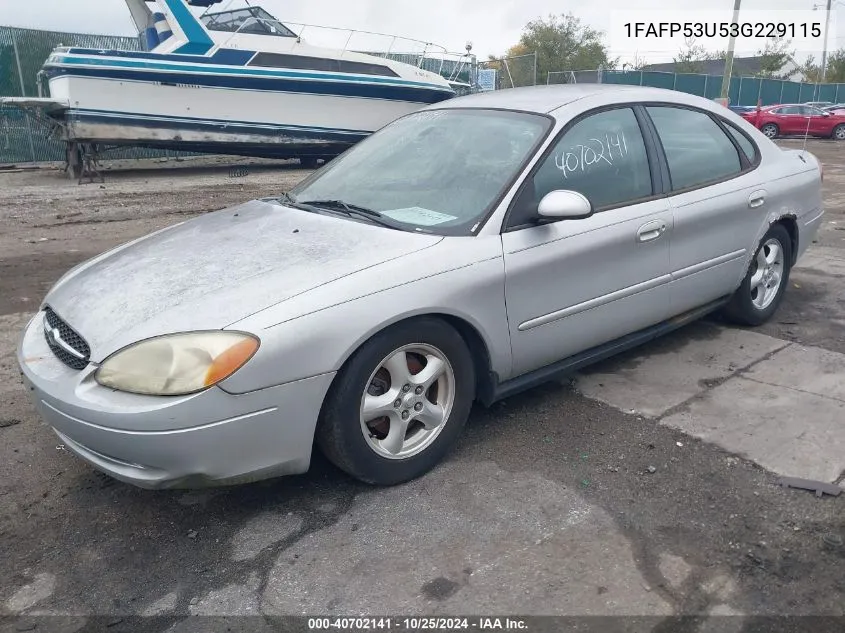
[1,0,842,63]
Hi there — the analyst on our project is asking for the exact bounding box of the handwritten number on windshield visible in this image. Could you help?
[554,132,629,179]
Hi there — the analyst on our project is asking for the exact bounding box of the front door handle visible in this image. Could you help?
[637,220,667,243]
[748,190,766,208]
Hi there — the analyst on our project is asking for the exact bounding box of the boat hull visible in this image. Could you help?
[45,51,453,159]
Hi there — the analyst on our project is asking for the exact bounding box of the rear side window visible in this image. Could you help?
[723,122,757,163]
[647,106,741,191]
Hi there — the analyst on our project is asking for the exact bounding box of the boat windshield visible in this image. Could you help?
[200,7,297,38]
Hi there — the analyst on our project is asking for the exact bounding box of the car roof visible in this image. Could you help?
[426,84,727,115]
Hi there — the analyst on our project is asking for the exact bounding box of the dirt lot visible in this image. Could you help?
[0,142,843,630]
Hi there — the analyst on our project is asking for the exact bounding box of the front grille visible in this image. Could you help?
[43,307,91,370]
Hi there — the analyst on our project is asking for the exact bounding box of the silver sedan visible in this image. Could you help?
[18,85,824,489]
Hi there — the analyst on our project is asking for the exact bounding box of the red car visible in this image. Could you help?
[740,104,845,140]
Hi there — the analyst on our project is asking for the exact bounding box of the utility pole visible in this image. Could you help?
[719,0,743,101]
[820,0,833,83]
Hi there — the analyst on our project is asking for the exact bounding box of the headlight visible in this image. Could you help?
[95,332,259,396]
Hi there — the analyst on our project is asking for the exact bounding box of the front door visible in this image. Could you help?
[772,106,804,135]
[502,106,672,378]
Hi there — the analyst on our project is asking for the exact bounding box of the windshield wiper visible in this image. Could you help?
[300,199,383,218]
[298,199,402,230]
[269,191,324,214]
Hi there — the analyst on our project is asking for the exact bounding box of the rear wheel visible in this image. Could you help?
[316,318,475,485]
[723,224,792,326]
[833,124,845,141]
[761,123,779,139]
[299,156,321,169]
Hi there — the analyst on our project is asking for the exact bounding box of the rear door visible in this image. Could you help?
[774,106,803,135]
[644,105,767,315]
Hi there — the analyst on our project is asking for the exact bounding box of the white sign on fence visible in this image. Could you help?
[478,68,497,92]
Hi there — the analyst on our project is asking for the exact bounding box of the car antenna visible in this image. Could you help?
[803,2,832,157]
[801,77,823,157]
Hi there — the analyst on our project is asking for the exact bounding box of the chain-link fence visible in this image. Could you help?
[551,67,845,107]
[1,26,145,97]
[547,70,612,85]
[1,26,201,164]
[478,53,538,91]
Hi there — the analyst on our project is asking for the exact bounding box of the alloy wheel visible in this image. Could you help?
[359,343,456,460]
[749,238,785,311]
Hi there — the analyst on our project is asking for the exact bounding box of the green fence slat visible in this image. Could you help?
[758,79,780,106]
[674,73,706,96]
[738,77,760,106]
[798,82,815,102]
[727,77,739,105]
[818,84,837,102]
[640,71,675,90]
[601,70,631,85]
[702,75,720,100]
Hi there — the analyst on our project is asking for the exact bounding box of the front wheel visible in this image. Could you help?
[761,123,779,139]
[832,124,845,141]
[723,224,792,326]
[316,318,475,485]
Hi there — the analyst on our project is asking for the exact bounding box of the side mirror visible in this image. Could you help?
[537,190,593,220]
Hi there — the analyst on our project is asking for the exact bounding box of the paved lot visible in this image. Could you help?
[0,143,843,628]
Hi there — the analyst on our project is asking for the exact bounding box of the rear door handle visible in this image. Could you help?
[637,220,667,243]
[748,190,766,208]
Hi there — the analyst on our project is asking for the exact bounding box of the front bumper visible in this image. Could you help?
[17,312,336,489]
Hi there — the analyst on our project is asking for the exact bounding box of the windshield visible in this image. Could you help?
[201,7,297,37]
[288,109,551,235]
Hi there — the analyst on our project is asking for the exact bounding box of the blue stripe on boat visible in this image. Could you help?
[67,48,257,66]
[45,67,453,104]
[52,54,451,91]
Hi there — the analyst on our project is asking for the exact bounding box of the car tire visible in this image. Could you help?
[316,317,475,485]
[833,124,845,141]
[761,123,779,139]
[300,156,321,169]
[723,224,793,327]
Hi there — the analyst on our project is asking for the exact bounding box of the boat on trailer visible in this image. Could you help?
[3,0,472,178]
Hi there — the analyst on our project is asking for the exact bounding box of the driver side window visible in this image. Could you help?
[508,107,653,229]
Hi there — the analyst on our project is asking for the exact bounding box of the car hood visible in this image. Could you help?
[43,199,442,361]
